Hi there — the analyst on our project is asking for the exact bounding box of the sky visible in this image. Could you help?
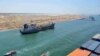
[0,0,100,15]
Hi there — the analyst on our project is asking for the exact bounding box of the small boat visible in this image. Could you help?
[89,16,95,21]
[20,22,55,34]
[4,50,16,56]
[41,53,47,56]
[41,52,49,56]
[92,34,100,41]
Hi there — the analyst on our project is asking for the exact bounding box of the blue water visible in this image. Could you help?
[0,15,100,56]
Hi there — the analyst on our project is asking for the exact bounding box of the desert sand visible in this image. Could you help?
[0,13,84,31]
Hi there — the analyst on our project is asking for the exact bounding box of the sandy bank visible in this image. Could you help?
[0,13,84,31]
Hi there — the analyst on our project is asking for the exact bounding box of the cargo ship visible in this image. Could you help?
[4,50,16,56]
[67,34,100,56]
[20,22,55,34]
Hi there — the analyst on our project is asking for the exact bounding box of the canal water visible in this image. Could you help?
[0,16,100,56]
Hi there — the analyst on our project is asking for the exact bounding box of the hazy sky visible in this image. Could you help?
[0,0,100,15]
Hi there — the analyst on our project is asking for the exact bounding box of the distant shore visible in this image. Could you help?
[0,13,84,31]
[0,19,77,32]
[0,28,18,32]
[0,18,79,32]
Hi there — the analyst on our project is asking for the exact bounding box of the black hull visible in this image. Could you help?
[20,23,55,34]
[20,30,39,34]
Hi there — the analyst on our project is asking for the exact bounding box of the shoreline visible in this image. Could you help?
[0,28,18,32]
[0,14,84,32]
[0,18,80,32]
